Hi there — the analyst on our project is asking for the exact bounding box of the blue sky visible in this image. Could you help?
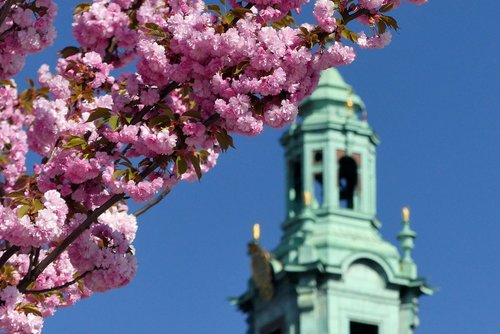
[14,1,500,333]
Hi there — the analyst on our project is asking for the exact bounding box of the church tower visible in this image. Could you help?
[236,69,432,334]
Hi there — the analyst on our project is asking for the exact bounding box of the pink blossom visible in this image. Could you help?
[264,99,299,128]
[313,43,356,70]
[314,0,337,33]
[358,0,385,9]
[0,190,67,247]
[358,31,392,49]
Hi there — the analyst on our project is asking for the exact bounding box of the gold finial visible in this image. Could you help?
[402,207,410,222]
[303,191,312,206]
[346,99,354,109]
[253,223,261,243]
[346,88,354,110]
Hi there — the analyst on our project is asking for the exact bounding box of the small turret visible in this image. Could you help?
[398,207,417,278]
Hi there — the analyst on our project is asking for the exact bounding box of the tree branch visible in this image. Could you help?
[0,0,16,29]
[15,81,180,291]
[24,270,91,295]
[343,8,371,25]
[0,244,20,269]
[17,194,123,292]
[133,188,170,217]
[130,81,179,125]
[17,159,161,292]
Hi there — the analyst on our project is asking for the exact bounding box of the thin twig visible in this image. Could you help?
[24,271,91,295]
[133,188,170,217]
[0,244,20,269]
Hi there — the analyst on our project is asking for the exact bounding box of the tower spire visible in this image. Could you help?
[237,69,432,334]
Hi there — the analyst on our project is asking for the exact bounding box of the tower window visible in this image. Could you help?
[350,321,378,334]
[314,173,323,207]
[313,150,323,165]
[290,159,302,206]
[312,150,324,207]
[338,156,358,209]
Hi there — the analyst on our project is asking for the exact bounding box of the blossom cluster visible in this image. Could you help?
[0,206,137,334]
[0,0,57,79]
[0,0,425,332]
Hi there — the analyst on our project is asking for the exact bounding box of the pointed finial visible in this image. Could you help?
[346,88,354,109]
[346,88,353,118]
[402,207,410,222]
[253,223,261,244]
[398,207,416,263]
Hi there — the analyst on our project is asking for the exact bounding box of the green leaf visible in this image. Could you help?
[341,28,350,40]
[143,22,166,38]
[124,115,133,124]
[222,12,235,25]
[148,114,172,127]
[0,80,15,87]
[17,205,30,218]
[272,13,296,29]
[198,150,210,161]
[73,2,91,16]
[112,169,126,180]
[182,110,202,120]
[63,137,86,149]
[379,3,394,13]
[156,102,175,119]
[87,108,111,122]
[383,15,399,30]
[127,168,137,181]
[118,159,134,169]
[215,129,234,151]
[32,199,44,214]
[19,304,42,317]
[188,155,203,180]
[3,189,25,199]
[58,46,81,58]
[377,19,387,34]
[109,115,120,130]
[206,4,222,15]
[176,156,188,176]
[231,7,252,18]
[235,61,249,75]
[349,31,358,43]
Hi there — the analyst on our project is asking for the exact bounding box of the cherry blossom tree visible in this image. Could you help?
[0,0,425,332]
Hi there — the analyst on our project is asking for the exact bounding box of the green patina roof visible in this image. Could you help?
[301,68,365,114]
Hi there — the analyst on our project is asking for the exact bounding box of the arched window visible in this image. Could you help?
[312,150,323,207]
[338,156,358,209]
[290,159,302,207]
